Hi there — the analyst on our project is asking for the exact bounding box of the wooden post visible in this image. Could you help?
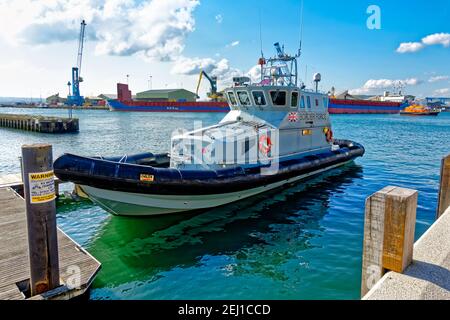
[21,144,60,296]
[361,186,417,297]
[437,155,450,219]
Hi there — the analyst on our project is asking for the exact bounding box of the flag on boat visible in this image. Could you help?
[288,112,299,122]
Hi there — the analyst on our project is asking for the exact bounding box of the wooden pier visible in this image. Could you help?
[0,113,79,133]
[0,144,99,300]
[0,188,100,299]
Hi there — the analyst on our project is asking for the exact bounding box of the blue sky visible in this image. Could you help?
[0,0,449,98]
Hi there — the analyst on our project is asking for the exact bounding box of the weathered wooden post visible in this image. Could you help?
[437,154,450,219]
[21,144,60,296]
[361,186,417,297]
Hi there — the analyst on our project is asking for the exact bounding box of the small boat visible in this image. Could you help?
[400,104,440,116]
[54,43,365,216]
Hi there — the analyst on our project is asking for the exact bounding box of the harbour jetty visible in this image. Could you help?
[0,113,79,133]
[0,104,108,111]
[361,154,450,300]
[0,144,100,300]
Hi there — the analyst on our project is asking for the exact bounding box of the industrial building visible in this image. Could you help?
[426,96,450,106]
[46,93,67,105]
[135,89,198,102]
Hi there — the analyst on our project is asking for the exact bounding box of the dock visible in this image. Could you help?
[0,113,79,133]
[364,207,450,299]
[0,187,100,300]
[361,154,450,300]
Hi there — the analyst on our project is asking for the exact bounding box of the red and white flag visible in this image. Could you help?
[288,112,299,122]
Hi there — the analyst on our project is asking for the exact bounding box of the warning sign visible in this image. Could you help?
[29,170,56,204]
[140,174,154,182]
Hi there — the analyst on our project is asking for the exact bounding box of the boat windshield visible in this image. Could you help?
[252,91,267,106]
[270,91,286,106]
[227,92,238,106]
[237,91,252,106]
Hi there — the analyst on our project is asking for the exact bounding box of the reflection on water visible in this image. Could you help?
[86,163,362,298]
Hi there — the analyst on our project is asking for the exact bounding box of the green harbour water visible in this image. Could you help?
[1,107,449,299]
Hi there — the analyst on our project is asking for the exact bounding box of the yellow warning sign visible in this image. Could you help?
[140,174,154,182]
[29,170,55,204]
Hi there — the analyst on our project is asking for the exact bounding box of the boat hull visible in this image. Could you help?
[54,140,364,216]
[108,99,230,113]
[328,98,404,114]
[79,160,352,216]
[400,111,440,116]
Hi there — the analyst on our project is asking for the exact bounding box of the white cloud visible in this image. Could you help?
[397,33,450,53]
[215,14,223,24]
[349,78,423,95]
[434,88,450,95]
[226,41,240,48]
[428,75,449,83]
[396,42,424,53]
[171,56,241,83]
[422,33,450,47]
[172,57,262,88]
[0,0,200,61]
[246,65,262,83]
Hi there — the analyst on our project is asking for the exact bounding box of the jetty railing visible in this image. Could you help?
[361,154,450,299]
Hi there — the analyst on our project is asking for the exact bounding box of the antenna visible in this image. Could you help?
[259,9,264,58]
[298,0,304,57]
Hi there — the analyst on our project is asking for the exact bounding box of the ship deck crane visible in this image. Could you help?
[195,70,223,101]
[67,20,87,106]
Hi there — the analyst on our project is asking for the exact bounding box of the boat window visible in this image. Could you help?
[315,98,319,107]
[227,92,238,106]
[323,98,328,108]
[291,91,299,108]
[306,96,311,109]
[237,91,252,106]
[252,91,267,106]
[270,91,287,106]
[300,96,305,108]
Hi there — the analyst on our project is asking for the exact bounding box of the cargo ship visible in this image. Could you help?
[107,100,229,112]
[108,83,230,113]
[328,98,404,114]
[328,90,411,114]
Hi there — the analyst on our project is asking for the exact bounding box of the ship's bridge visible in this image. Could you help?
[225,85,328,116]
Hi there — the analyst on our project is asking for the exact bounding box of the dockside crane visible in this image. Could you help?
[195,70,223,101]
[67,20,87,106]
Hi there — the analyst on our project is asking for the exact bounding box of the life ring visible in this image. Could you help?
[325,129,333,143]
[259,135,272,155]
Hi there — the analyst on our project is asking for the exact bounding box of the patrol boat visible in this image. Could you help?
[54,43,365,216]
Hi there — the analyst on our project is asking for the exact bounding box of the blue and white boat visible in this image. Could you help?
[54,43,365,216]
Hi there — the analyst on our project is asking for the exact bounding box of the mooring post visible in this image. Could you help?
[437,154,450,219]
[21,144,60,296]
[361,186,417,297]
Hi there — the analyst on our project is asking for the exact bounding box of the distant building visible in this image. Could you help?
[426,97,450,106]
[84,96,104,106]
[135,89,197,102]
[46,93,67,105]
[97,94,118,100]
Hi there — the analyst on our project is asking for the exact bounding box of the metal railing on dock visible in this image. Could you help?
[0,113,79,133]
[361,154,450,300]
